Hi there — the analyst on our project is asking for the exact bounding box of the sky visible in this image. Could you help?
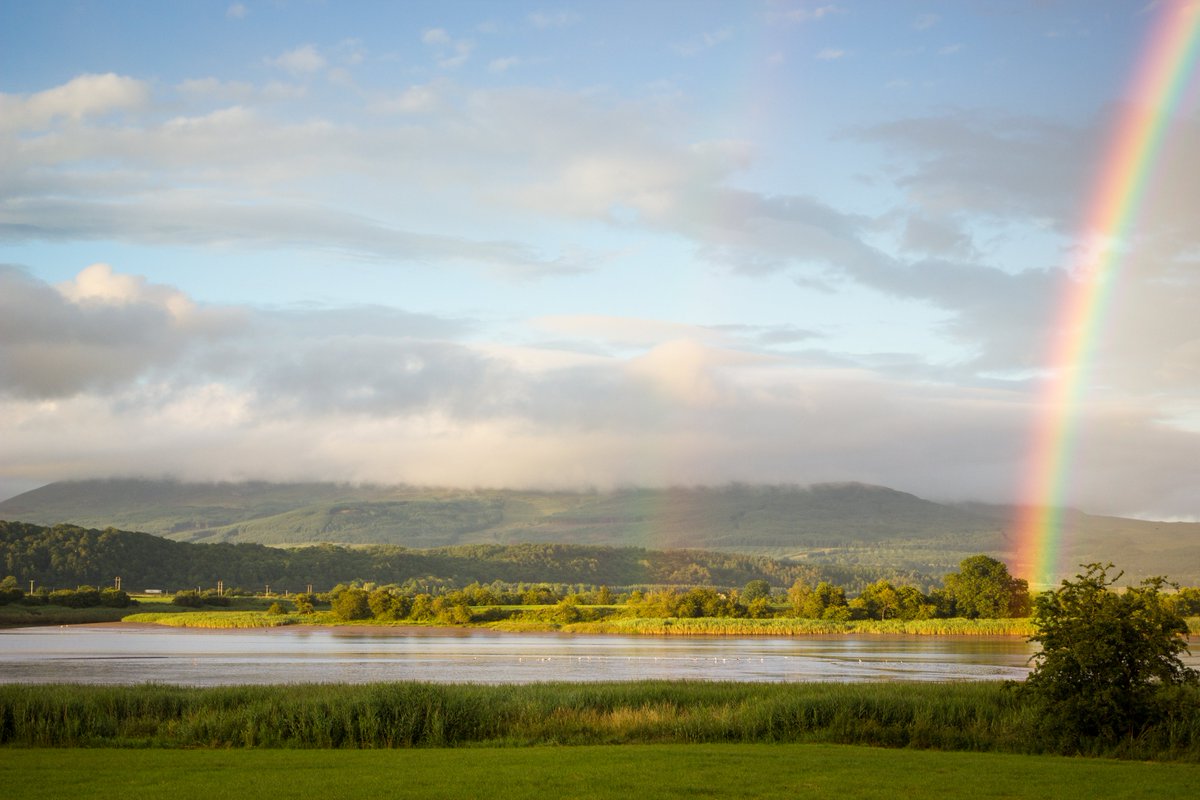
[1,0,1198,519]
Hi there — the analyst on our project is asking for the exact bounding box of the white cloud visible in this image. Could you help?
[531,315,727,350]
[370,82,442,114]
[776,5,844,23]
[673,29,732,57]
[439,40,475,69]
[0,73,149,133]
[422,28,451,45]
[175,77,256,103]
[421,28,474,68]
[266,45,327,75]
[914,13,940,31]
[815,48,847,60]
[226,3,247,19]
[489,56,520,73]
[529,10,580,29]
[336,38,367,66]
[57,263,194,319]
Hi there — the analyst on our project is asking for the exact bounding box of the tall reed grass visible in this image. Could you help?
[566,617,1037,637]
[121,607,1039,635]
[2,681,1198,760]
[123,611,302,628]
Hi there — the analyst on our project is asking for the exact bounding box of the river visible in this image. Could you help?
[0,623,1040,685]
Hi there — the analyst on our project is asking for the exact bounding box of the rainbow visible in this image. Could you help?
[1014,1,1200,588]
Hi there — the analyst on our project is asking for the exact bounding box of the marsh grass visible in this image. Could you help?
[565,616,1038,637]
[2,681,1198,759]
[122,606,1038,636]
[122,611,303,628]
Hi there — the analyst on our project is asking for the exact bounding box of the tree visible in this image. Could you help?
[894,585,935,620]
[1167,586,1200,616]
[741,579,771,603]
[852,579,900,621]
[293,594,316,615]
[788,579,849,620]
[331,587,371,621]
[943,555,1030,618]
[1024,563,1198,745]
[0,575,24,605]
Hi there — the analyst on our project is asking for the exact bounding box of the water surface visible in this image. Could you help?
[0,623,1037,685]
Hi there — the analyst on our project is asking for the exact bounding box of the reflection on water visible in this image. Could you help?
[0,624,1040,685]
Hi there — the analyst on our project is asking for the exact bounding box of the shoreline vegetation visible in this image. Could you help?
[4,569,1199,771]
[3,680,1200,762]
[1,551,1048,634]
[117,608,1040,636]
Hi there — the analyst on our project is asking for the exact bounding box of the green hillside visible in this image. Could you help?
[1,480,1197,583]
[0,520,856,593]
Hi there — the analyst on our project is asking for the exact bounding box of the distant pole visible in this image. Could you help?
[29,579,34,594]
[265,584,270,597]
[307,584,313,595]
[115,576,121,591]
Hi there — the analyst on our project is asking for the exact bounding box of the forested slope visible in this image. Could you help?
[1,520,904,593]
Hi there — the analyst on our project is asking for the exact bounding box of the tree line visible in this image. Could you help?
[308,554,1034,623]
[0,520,927,595]
[0,575,134,608]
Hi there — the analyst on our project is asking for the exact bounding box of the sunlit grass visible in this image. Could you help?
[119,606,1038,636]
[4,744,1199,800]
[5,744,1200,800]
[2,680,1198,760]
[566,617,1038,636]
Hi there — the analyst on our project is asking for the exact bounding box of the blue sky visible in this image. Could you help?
[2,1,1199,518]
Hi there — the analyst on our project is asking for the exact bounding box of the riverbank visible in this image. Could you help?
[0,605,135,627]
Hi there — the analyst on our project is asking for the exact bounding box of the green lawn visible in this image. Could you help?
[3,744,1198,800]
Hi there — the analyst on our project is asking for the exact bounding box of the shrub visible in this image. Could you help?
[48,586,102,608]
[172,590,205,608]
[1023,563,1199,747]
[99,588,133,608]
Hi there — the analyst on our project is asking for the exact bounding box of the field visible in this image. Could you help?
[4,744,1200,800]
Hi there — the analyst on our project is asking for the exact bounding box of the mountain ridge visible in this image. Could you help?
[3,479,1198,583]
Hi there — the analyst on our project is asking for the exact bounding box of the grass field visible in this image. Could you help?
[3,744,1199,800]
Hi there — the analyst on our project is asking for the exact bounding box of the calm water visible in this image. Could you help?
[0,624,1038,685]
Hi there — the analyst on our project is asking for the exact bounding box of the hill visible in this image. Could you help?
[0,520,877,593]
[2,480,1197,584]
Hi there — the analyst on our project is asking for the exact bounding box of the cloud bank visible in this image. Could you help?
[2,263,1198,517]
